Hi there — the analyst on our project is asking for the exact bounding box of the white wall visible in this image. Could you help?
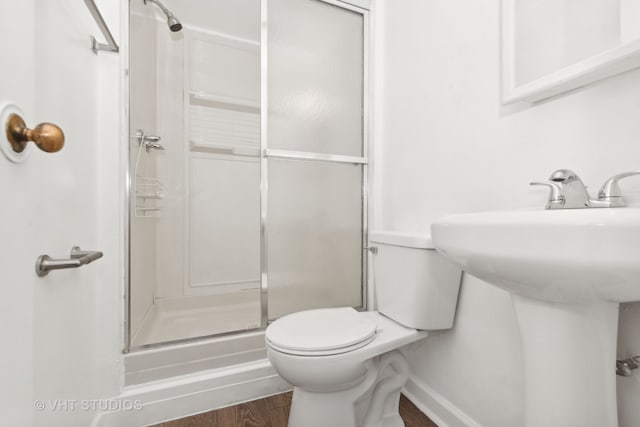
[375,0,640,425]
[620,0,640,43]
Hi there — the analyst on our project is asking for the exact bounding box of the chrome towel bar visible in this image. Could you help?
[36,246,104,277]
[83,0,119,54]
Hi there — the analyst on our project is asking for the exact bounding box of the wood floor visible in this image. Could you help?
[153,392,438,427]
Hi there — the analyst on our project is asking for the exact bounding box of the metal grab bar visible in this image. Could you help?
[36,246,104,277]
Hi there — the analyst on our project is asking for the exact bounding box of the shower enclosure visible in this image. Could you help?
[127,0,370,351]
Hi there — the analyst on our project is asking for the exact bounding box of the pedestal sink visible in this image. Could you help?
[431,209,640,427]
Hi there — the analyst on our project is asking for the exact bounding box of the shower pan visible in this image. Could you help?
[126,0,370,356]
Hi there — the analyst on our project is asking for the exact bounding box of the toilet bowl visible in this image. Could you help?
[267,309,427,427]
[266,231,462,427]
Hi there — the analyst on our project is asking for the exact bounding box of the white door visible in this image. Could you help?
[0,2,120,426]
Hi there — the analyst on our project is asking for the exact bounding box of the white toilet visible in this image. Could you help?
[265,231,462,427]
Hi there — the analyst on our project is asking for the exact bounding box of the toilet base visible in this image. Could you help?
[287,350,410,427]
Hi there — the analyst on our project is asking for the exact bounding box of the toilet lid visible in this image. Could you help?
[266,307,377,356]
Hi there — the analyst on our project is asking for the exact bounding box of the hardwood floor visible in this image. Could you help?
[399,394,438,427]
[153,392,437,427]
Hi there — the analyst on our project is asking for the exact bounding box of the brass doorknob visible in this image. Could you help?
[5,113,65,153]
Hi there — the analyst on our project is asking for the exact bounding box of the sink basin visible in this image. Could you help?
[431,208,640,427]
[432,208,640,303]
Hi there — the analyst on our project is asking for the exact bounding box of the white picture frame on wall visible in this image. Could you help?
[501,0,640,105]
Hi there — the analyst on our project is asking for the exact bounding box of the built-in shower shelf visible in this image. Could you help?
[190,140,260,158]
[190,91,260,112]
[136,194,163,200]
[189,100,260,151]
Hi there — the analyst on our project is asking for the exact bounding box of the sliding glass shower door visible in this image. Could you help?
[264,0,367,319]
[127,0,368,350]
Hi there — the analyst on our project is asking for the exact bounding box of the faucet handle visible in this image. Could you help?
[530,181,565,209]
[597,170,640,206]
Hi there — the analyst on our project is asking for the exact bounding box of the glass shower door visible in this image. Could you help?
[265,0,367,319]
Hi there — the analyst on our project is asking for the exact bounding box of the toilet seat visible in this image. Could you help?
[266,307,377,356]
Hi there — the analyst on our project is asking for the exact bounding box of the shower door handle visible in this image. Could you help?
[36,246,103,277]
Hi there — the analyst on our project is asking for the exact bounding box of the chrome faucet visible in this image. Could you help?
[135,129,165,152]
[144,141,165,152]
[548,169,592,208]
[531,169,640,209]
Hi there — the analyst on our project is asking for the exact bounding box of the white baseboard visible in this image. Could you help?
[93,363,478,427]
[92,359,291,427]
[403,376,482,427]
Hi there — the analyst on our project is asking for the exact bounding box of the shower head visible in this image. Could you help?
[167,15,182,32]
[143,0,183,32]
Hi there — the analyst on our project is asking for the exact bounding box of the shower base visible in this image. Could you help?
[131,289,261,347]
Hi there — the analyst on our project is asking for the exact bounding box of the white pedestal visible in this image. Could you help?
[511,294,619,427]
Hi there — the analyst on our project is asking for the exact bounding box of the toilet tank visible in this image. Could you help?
[369,231,462,330]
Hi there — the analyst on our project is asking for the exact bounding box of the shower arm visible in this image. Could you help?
[144,0,171,18]
[144,0,183,32]
[142,0,173,16]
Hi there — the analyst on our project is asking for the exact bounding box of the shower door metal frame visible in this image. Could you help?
[123,0,372,353]
[259,0,371,326]
[123,0,131,353]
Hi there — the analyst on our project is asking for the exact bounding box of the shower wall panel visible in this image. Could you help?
[189,156,260,293]
[155,21,186,300]
[185,28,261,297]
[129,1,159,338]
